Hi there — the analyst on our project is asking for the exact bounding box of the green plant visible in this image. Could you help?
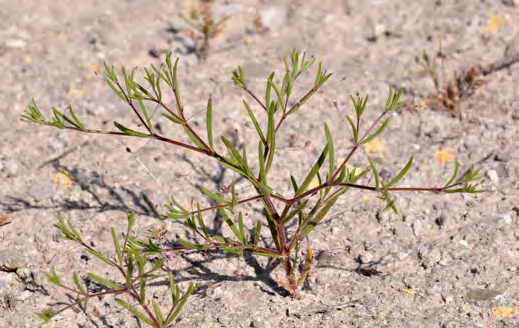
[178,0,229,61]
[38,212,199,327]
[418,49,519,115]
[23,50,483,323]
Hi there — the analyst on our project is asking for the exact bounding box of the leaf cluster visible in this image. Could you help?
[39,213,199,327]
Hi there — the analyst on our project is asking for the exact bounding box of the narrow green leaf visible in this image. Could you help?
[86,249,117,267]
[67,105,85,130]
[301,195,339,237]
[361,118,389,145]
[345,115,358,143]
[66,219,81,240]
[241,147,253,176]
[206,94,213,150]
[385,156,414,188]
[172,57,183,111]
[115,298,154,326]
[44,267,60,285]
[126,254,134,286]
[165,283,197,325]
[243,100,266,143]
[265,72,275,111]
[220,161,247,177]
[258,142,267,185]
[254,221,262,245]
[231,181,237,208]
[386,85,393,110]
[87,273,123,290]
[219,208,242,242]
[169,196,188,213]
[267,77,285,113]
[106,80,126,102]
[367,158,380,190]
[280,199,309,225]
[196,204,210,240]
[111,228,123,264]
[201,186,229,205]
[152,299,164,326]
[176,238,212,250]
[169,272,178,306]
[302,198,323,227]
[324,124,334,176]
[137,98,152,132]
[161,113,184,125]
[334,165,347,184]
[238,212,247,244]
[114,121,150,138]
[38,309,56,323]
[126,211,136,241]
[297,144,329,195]
[264,208,280,250]
[139,277,147,305]
[221,136,244,165]
[265,105,276,173]
[73,272,86,295]
[183,126,208,151]
[290,175,299,193]
[444,159,460,187]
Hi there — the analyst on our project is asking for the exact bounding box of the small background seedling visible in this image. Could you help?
[418,48,519,116]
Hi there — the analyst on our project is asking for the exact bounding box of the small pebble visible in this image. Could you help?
[5,39,27,49]
[465,289,503,301]
[394,222,413,238]
[459,240,469,247]
[16,267,32,282]
[486,170,499,185]
[257,5,287,31]
[413,220,423,237]
[360,252,374,264]
[442,295,454,303]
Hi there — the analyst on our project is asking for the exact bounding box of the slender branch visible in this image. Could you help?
[50,288,127,317]
[329,145,358,181]
[277,224,287,253]
[189,195,265,215]
[152,134,210,155]
[287,87,318,116]
[162,242,281,256]
[330,110,388,182]
[129,285,160,327]
[292,181,454,204]
[245,88,267,112]
[116,81,152,134]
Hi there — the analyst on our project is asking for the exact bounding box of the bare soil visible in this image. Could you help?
[0,0,517,327]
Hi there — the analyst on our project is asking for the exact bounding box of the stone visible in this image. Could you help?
[15,267,32,282]
[465,289,503,301]
[5,39,27,49]
[0,250,29,271]
[394,222,413,238]
[257,5,287,31]
[412,220,423,237]
[493,212,513,224]
[486,170,499,185]
[505,32,519,59]
[359,252,374,264]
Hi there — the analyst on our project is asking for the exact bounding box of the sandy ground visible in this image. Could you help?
[0,0,518,327]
